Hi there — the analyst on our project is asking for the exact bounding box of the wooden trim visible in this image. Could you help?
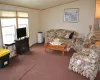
[0,2,40,10]
[17,17,28,18]
[26,24,30,38]
[16,11,18,28]
[2,25,16,27]
[0,17,16,18]
[0,18,3,47]
[94,0,98,32]
[0,0,79,11]
[94,0,96,31]
[41,0,79,11]
[96,0,100,4]
[0,17,28,18]
[27,17,30,38]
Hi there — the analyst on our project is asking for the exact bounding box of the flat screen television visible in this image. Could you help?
[17,27,26,39]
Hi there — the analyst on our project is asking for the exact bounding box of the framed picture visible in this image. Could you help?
[64,8,79,23]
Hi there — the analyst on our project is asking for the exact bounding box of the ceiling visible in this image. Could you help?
[0,0,77,10]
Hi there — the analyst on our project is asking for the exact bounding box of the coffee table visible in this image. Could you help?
[44,43,67,56]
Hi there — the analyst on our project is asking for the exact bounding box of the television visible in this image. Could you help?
[17,27,26,39]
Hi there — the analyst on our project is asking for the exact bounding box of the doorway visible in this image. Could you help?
[94,0,100,40]
[94,0,100,31]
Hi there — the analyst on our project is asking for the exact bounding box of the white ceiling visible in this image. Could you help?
[0,0,77,10]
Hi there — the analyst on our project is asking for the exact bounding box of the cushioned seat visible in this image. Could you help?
[69,43,100,80]
[45,29,78,51]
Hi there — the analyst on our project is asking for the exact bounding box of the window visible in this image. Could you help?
[0,10,29,45]
[1,18,16,44]
[18,18,29,36]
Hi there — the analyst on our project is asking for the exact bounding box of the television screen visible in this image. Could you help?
[17,27,26,39]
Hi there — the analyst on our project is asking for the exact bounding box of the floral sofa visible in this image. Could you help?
[45,29,78,50]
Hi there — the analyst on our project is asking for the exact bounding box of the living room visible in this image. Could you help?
[0,0,100,80]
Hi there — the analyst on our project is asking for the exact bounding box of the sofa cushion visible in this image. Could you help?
[59,38,73,44]
[46,29,56,38]
[69,32,74,39]
[65,32,71,39]
[55,29,67,38]
[45,37,55,43]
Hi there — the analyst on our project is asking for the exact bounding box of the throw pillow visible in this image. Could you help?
[69,32,74,39]
[65,33,71,38]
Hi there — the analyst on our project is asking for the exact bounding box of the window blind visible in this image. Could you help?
[0,10,16,17]
[17,12,28,17]
[0,10,28,17]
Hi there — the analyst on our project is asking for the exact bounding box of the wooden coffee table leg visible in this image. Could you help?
[62,49,64,56]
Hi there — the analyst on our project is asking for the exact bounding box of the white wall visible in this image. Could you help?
[0,0,96,47]
[40,0,96,37]
[0,4,40,46]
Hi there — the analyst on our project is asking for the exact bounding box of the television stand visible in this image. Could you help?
[15,37,29,55]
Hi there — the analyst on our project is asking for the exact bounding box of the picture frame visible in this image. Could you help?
[64,8,79,23]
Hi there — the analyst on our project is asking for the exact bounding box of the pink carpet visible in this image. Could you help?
[0,43,100,80]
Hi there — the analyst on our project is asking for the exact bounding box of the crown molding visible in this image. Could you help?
[41,0,79,11]
[0,0,79,11]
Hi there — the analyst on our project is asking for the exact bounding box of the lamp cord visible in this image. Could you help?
[19,64,36,80]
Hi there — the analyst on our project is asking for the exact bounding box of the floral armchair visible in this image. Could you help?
[68,37,100,80]
[69,44,100,80]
